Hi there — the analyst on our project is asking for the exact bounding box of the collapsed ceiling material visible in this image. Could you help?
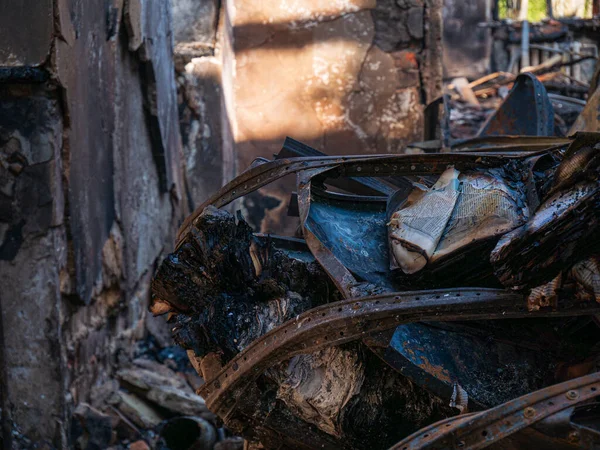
[152,66,600,449]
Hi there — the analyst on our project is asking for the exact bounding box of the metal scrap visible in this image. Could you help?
[152,64,600,449]
[391,371,600,449]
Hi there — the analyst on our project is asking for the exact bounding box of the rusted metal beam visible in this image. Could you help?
[391,371,600,449]
[198,288,600,421]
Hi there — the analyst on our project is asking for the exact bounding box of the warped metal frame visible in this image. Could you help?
[391,371,600,449]
[176,136,571,246]
[173,134,600,448]
[197,289,600,420]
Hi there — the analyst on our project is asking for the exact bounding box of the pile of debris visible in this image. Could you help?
[443,13,599,141]
[67,340,244,450]
[447,69,588,141]
[151,65,600,449]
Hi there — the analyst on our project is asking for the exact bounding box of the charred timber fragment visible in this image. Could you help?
[152,132,600,449]
[152,206,339,363]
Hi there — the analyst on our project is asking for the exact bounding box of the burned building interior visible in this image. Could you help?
[2,0,600,449]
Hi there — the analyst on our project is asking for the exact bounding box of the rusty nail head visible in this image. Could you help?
[524,407,536,418]
[566,390,579,400]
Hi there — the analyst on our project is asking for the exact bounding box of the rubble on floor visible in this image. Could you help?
[70,340,243,450]
[151,63,600,449]
[447,69,587,140]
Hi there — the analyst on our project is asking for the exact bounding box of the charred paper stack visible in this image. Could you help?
[151,74,600,449]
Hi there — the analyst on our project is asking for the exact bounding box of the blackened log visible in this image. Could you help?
[152,206,338,361]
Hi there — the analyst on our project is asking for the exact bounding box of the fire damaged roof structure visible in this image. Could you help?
[151,71,600,449]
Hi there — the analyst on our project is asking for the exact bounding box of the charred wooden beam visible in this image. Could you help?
[152,206,339,362]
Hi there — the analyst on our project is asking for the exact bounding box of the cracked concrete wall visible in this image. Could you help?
[0,85,69,446]
[172,0,238,214]
[0,1,184,448]
[172,0,442,234]
[224,0,443,234]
